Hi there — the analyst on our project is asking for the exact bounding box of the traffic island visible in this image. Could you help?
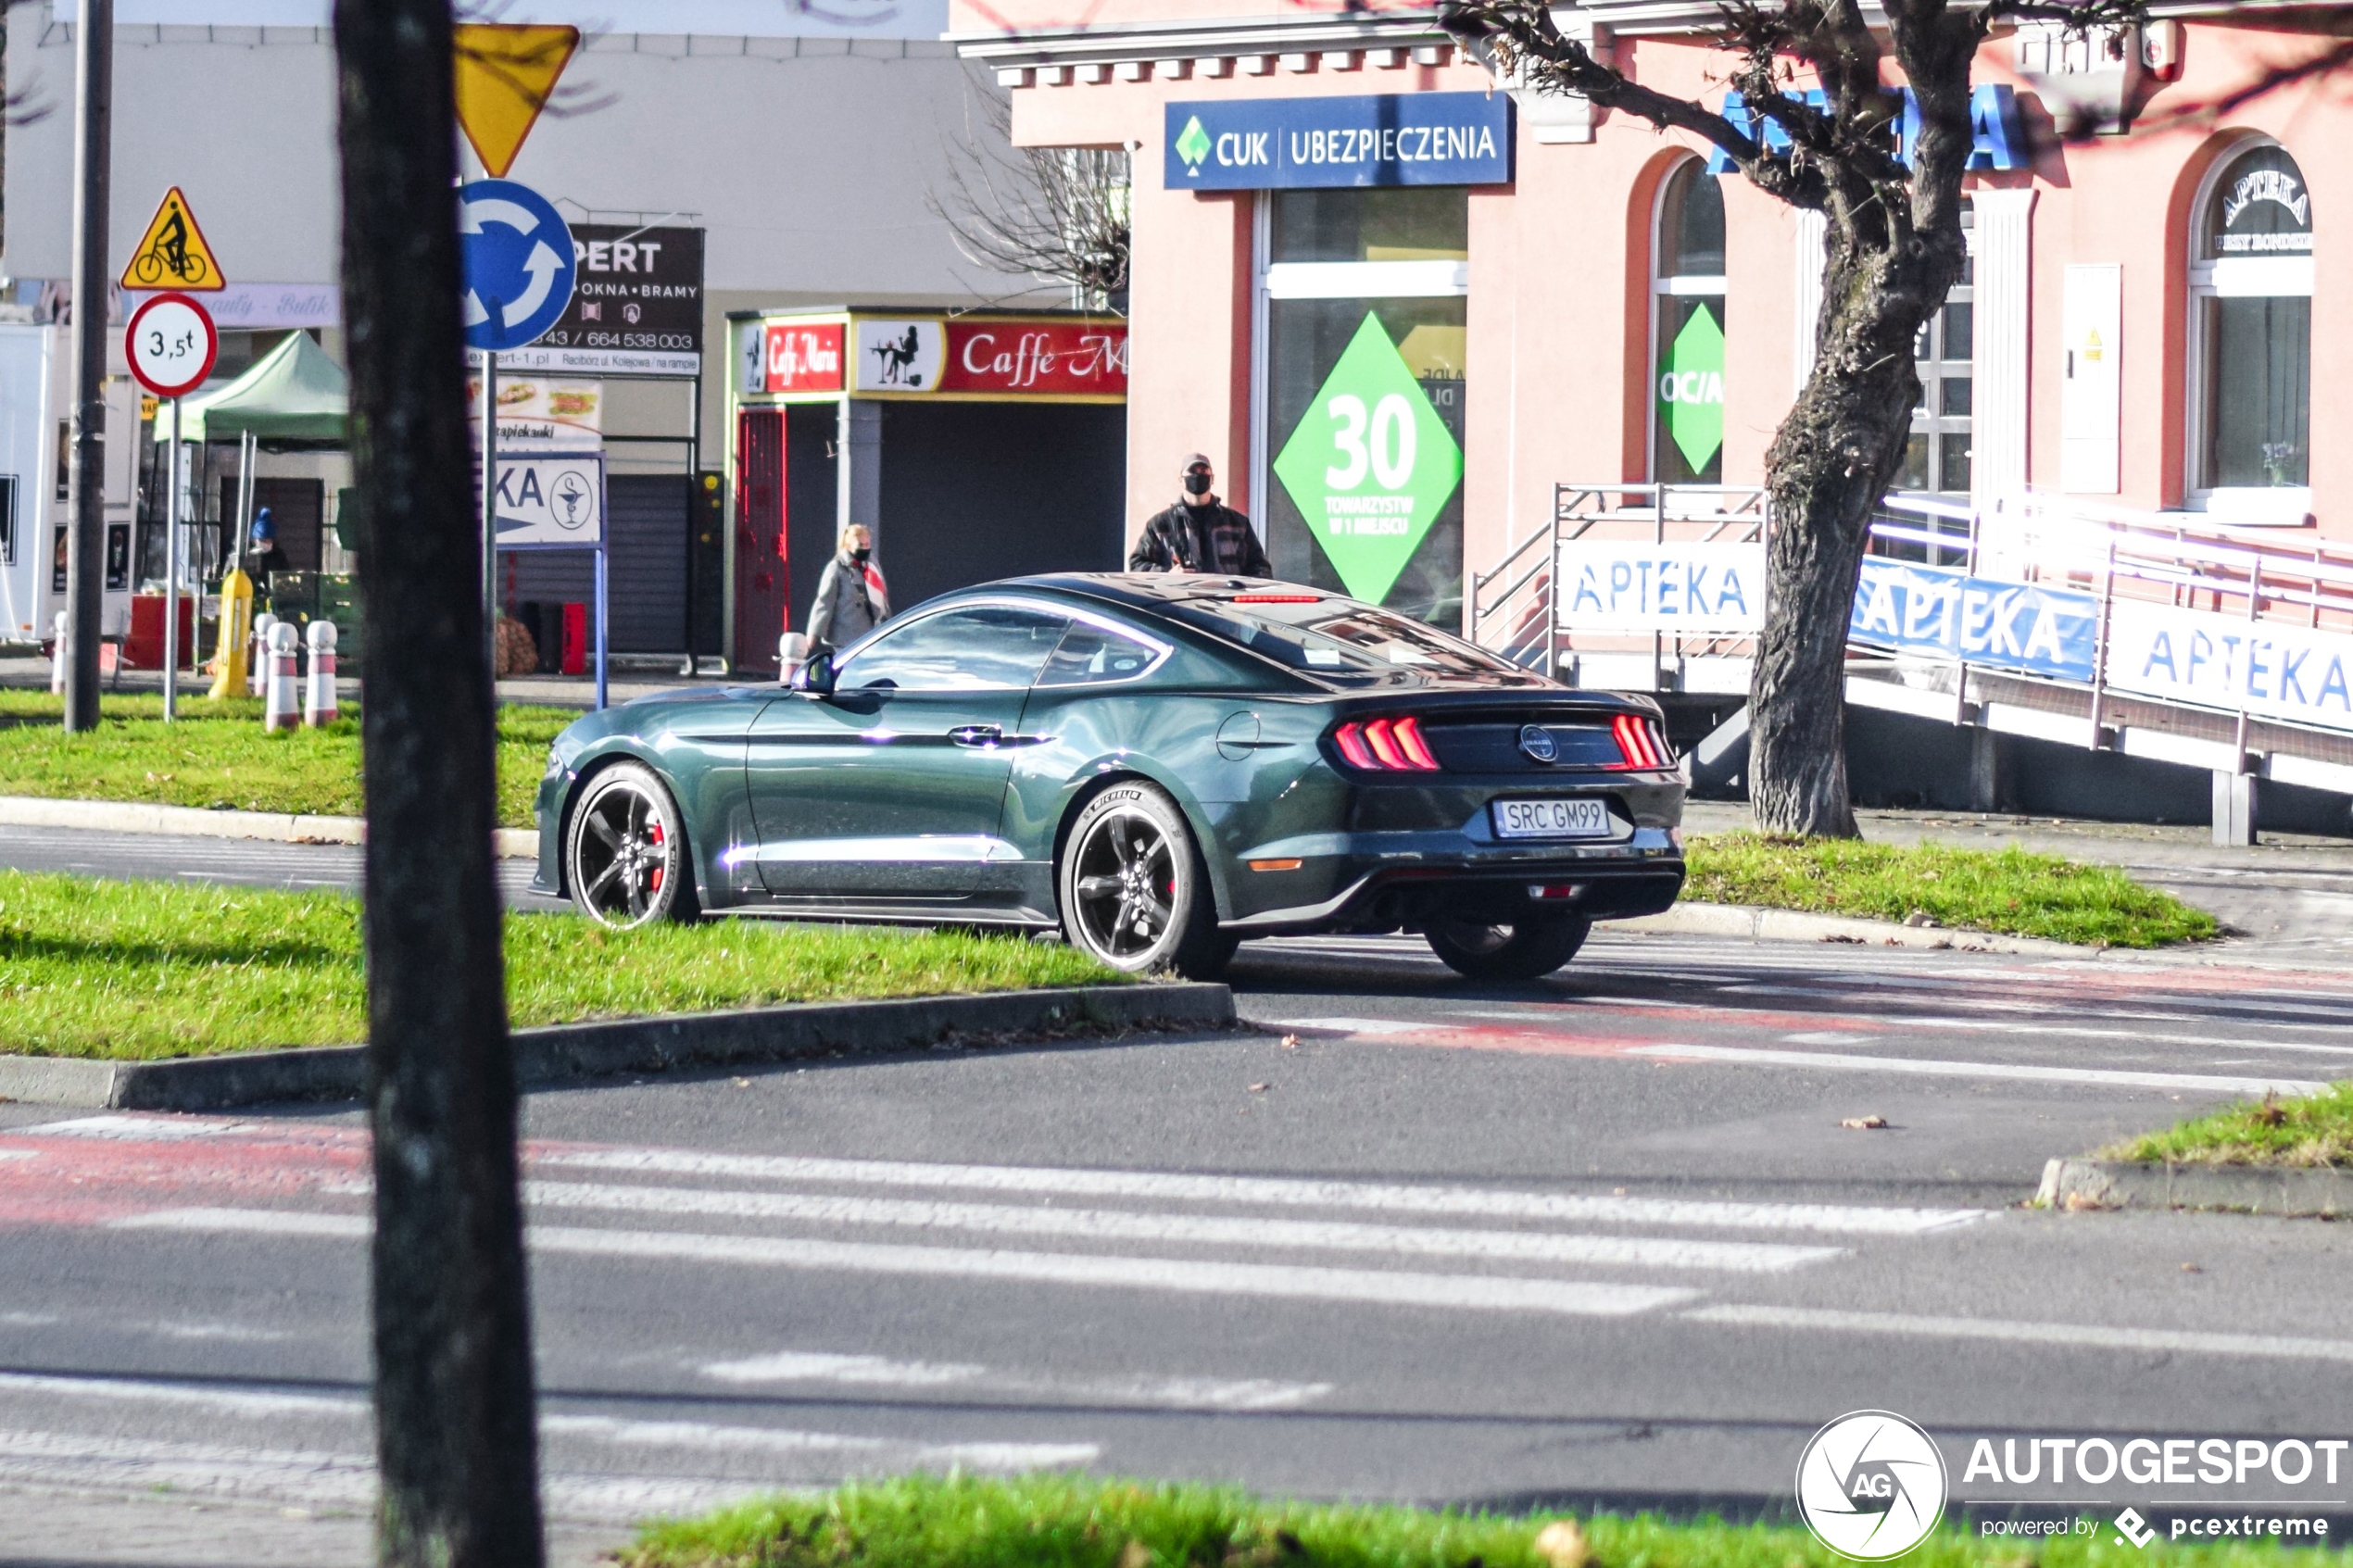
[0,870,1230,1110]
[1678,833,2219,949]
[2039,1083,2353,1217]
[0,690,568,829]
[617,1473,2305,1568]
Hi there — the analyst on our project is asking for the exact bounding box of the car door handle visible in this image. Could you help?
[949,725,1002,748]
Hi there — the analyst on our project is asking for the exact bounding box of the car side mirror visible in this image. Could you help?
[793,643,837,696]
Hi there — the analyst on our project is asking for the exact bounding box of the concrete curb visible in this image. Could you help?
[1622,900,2089,956]
[0,795,538,859]
[0,982,1234,1111]
[2037,1157,2353,1217]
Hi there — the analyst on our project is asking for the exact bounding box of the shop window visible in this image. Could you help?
[1259,188,1469,628]
[1271,187,1469,264]
[1652,159,1727,484]
[1895,206,1975,497]
[2189,141,2312,521]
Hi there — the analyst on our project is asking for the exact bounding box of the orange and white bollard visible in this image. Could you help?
[263,620,301,733]
[304,621,338,727]
[248,613,278,697]
[48,612,67,694]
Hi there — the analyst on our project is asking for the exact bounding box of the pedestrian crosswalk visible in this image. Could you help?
[3,1112,1995,1517]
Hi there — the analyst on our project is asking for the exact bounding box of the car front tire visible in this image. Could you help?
[1057,781,1230,980]
[565,760,701,929]
[1424,916,1589,980]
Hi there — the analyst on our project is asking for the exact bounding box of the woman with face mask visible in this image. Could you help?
[805,522,890,649]
[1127,453,1271,578]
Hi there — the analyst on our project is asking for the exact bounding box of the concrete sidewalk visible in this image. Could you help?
[1685,799,2353,960]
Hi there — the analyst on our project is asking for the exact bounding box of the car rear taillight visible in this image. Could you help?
[1611,713,1673,770]
[1333,716,1441,772]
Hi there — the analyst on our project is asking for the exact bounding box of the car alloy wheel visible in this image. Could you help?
[567,761,698,928]
[1423,916,1589,980]
[1059,782,1230,978]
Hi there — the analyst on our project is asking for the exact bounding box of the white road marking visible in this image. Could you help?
[0,1426,376,1511]
[118,1209,1697,1317]
[702,1350,984,1386]
[521,1180,1848,1273]
[1890,1016,2353,1058]
[1266,1016,1428,1035]
[0,1425,1053,1523]
[13,1114,252,1140]
[0,1372,357,1419]
[1687,1304,2353,1364]
[697,1351,1331,1411]
[1626,1044,2323,1097]
[533,1149,1986,1237]
[537,1412,1096,1470]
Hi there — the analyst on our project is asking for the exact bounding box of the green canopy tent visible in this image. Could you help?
[180,330,348,444]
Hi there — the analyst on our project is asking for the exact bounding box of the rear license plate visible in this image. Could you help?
[1491,797,1613,840]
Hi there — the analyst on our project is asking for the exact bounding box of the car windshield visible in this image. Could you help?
[1160,594,1541,686]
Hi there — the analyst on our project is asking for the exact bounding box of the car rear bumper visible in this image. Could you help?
[1219,824,1684,936]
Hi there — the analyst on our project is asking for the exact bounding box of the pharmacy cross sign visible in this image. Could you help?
[1273,313,1463,606]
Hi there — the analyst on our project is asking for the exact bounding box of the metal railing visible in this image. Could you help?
[1474,484,2353,758]
[1470,483,1768,679]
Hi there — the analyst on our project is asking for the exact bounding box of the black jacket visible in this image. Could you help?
[1127,500,1271,578]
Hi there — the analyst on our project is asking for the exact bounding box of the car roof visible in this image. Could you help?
[991,572,1358,615]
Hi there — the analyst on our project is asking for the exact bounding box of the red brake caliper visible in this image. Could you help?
[648,822,664,890]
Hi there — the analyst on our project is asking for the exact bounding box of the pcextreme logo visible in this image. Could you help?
[1796,1411,1950,1561]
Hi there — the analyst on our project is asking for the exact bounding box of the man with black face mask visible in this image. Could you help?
[1127,453,1271,578]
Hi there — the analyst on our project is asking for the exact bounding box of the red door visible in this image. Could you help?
[734,408,789,674]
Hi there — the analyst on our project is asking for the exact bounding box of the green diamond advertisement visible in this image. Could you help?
[1273,313,1464,607]
[1659,302,1726,475]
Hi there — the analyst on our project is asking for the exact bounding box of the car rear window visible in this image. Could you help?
[1162,595,1541,686]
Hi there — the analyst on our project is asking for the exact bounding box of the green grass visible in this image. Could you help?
[0,871,1119,1060]
[1680,833,2217,948]
[2104,1081,2353,1167]
[619,1474,2341,1568]
[0,691,572,828]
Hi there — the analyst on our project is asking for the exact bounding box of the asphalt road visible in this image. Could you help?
[3,835,2352,1564]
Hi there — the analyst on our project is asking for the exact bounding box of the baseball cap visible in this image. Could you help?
[1178,452,1213,475]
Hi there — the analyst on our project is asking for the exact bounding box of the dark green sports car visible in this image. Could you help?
[533,573,1685,980]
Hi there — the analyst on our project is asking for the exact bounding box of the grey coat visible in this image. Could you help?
[806,551,887,647]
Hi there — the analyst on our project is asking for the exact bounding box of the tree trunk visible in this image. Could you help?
[332,4,546,1565]
[1748,236,1937,838]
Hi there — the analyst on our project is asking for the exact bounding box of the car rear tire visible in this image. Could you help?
[1058,782,1229,979]
[566,760,700,929]
[1424,916,1589,980]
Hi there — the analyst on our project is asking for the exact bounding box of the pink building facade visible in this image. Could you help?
[954,2,2345,635]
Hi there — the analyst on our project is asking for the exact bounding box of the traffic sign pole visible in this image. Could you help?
[164,397,182,721]
[482,352,498,679]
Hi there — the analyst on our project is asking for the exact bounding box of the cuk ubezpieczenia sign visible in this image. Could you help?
[1166,92,1513,190]
[483,224,704,377]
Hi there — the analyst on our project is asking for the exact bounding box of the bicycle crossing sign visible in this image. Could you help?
[120,187,226,292]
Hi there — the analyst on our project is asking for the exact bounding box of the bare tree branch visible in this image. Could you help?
[926,74,1130,310]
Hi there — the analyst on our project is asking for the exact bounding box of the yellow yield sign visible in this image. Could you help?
[454,24,580,178]
[121,187,225,291]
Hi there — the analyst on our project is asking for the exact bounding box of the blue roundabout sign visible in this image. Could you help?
[458,178,576,353]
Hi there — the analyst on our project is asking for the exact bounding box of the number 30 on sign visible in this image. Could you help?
[127,293,220,400]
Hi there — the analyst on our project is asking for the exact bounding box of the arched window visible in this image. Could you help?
[2190,141,2312,521]
[1653,159,1727,484]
